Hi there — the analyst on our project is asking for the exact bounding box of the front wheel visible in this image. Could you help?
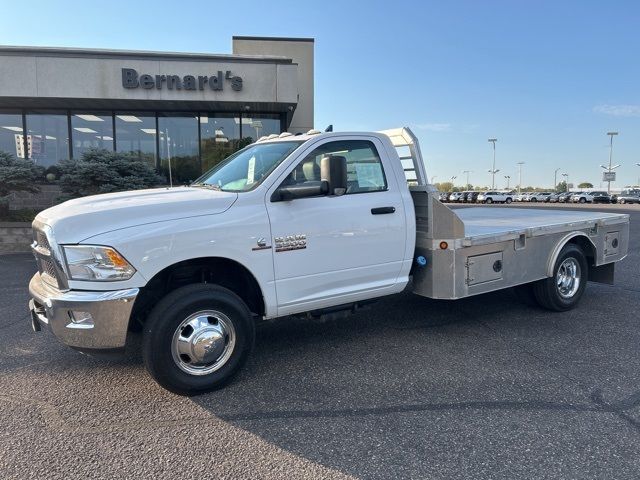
[579,197,586,203]
[506,197,513,204]
[143,284,255,395]
[532,244,588,311]
[620,199,626,204]
[486,198,493,204]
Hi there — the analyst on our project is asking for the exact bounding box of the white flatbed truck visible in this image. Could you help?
[28,127,629,395]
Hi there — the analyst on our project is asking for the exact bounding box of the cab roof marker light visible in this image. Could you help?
[279,132,293,138]
[267,134,279,139]
[306,129,321,135]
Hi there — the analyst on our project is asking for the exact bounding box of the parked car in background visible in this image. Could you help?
[438,191,450,202]
[515,192,530,202]
[547,193,561,203]
[591,192,612,204]
[557,192,574,203]
[529,192,552,202]
[465,191,480,203]
[522,192,536,202]
[571,191,607,203]
[617,190,640,204]
[477,191,514,204]
[460,191,471,203]
[449,192,464,202]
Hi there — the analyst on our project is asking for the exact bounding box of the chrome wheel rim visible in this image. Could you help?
[556,257,581,299]
[171,310,236,376]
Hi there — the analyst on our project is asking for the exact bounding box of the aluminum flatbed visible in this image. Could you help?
[454,207,629,247]
[379,128,630,302]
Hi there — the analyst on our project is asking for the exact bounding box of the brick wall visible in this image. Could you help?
[8,184,61,211]
[0,222,32,254]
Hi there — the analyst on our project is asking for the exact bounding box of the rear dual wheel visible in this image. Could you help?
[514,244,588,311]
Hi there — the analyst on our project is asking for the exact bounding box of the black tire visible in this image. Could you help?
[486,198,493,204]
[142,284,255,396]
[531,198,537,202]
[532,244,588,312]
[620,199,626,204]
[506,197,513,204]
[579,197,586,203]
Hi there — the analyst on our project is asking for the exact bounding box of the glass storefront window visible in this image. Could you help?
[115,113,157,168]
[25,112,70,168]
[200,114,246,172]
[71,113,114,158]
[0,111,25,159]
[158,114,200,184]
[241,114,282,143]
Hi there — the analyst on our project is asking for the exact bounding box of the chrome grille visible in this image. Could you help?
[32,226,60,289]
[35,229,51,251]
[42,258,57,278]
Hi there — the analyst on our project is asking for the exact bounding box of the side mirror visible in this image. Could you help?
[271,181,329,202]
[321,155,348,196]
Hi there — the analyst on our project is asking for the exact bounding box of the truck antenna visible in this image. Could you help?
[325,124,333,132]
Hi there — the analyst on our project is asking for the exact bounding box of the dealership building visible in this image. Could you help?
[0,36,314,182]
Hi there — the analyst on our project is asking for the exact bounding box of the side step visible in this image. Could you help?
[306,300,377,322]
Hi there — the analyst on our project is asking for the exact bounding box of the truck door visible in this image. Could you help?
[265,137,407,316]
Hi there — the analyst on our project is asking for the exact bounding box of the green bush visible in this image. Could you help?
[58,149,164,200]
[0,151,45,217]
[0,151,44,198]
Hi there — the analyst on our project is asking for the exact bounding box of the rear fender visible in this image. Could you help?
[546,232,596,277]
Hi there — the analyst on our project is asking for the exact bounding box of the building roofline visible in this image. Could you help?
[0,45,294,64]
[233,36,315,43]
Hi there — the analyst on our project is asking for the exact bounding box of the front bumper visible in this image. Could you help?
[28,273,139,350]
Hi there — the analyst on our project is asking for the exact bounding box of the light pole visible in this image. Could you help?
[554,168,561,192]
[462,170,472,188]
[601,131,619,194]
[451,175,457,188]
[488,138,498,189]
[431,175,438,184]
[636,163,640,187]
[516,162,525,194]
[562,173,569,192]
[504,175,511,189]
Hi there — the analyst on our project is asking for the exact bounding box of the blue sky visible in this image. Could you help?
[2,0,639,188]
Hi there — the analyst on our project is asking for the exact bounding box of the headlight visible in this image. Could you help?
[62,245,136,281]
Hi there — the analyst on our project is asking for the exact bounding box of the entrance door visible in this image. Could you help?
[265,137,406,316]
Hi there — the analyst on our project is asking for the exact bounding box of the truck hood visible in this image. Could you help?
[36,187,238,243]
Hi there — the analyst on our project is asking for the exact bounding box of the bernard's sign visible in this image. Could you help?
[122,68,243,91]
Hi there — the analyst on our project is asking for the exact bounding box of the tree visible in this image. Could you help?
[0,151,44,215]
[556,181,567,193]
[0,151,44,198]
[434,181,454,192]
[58,149,164,200]
[578,182,593,189]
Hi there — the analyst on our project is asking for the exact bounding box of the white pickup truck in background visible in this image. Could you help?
[28,128,630,395]
[477,191,514,204]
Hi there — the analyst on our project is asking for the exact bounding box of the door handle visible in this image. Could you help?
[371,206,396,215]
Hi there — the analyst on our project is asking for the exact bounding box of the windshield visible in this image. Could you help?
[192,141,303,192]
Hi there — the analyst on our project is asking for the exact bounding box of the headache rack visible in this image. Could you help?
[378,127,433,189]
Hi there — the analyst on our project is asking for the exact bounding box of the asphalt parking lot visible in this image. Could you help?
[1,203,639,480]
